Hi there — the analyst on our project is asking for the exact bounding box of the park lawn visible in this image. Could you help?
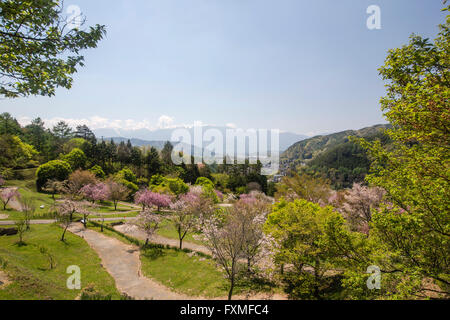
[87,221,228,297]
[157,218,204,245]
[6,180,57,204]
[0,209,56,221]
[0,224,120,300]
[140,247,230,298]
[87,221,275,298]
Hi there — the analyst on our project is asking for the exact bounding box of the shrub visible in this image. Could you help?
[36,160,72,191]
[63,148,87,170]
[89,165,106,179]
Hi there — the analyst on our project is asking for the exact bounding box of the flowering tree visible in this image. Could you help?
[233,194,272,273]
[132,210,162,246]
[19,195,36,231]
[135,189,172,212]
[202,215,246,300]
[106,179,129,211]
[0,188,20,210]
[215,190,224,202]
[56,200,77,241]
[80,183,110,204]
[42,179,65,201]
[170,192,201,249]
[340,183,385,233]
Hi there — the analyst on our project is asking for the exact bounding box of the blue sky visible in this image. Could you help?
[0,0,446,136]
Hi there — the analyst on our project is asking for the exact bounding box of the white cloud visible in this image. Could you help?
[157,115,175,129]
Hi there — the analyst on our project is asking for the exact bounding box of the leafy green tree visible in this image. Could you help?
[75,125,96,144]
[356,5,450,296]
[115,167,138,194]
[0,134,38,169]
[23,118,48,152]
[64,148,87,170]
[52,121,73,140]
[0,0,106,98]
[161,141,174,166]
[264,199,352,299]
[0,112,21,135]
[145,147,162,177]
[89,165,106,179]
[36,160,72,190]
[195,177,215,189]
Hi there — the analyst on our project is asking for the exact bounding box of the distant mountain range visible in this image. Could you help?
[94,126,308,152]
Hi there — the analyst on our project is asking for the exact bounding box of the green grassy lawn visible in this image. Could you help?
[0,180,140,221]
[87,221,273,298]
[0,224,120,300]
[157,218,204,245]
[87,221,230,297]
[5,180,58,206]
[140,247,230,297]
[0,209,56,221]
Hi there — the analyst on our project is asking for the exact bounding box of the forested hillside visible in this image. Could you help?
[280,124,392,188]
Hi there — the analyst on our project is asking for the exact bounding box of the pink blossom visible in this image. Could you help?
[135,189,172,211]
[0,188,20,210]
[215,190,224,201]
[80,183,110,203]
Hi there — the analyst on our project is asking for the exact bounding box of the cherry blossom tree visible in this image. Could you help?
[19,195,36,231]
[80,183,110,204]
[170,192,201,249]
[340,183,385,233]
[202,215,246,300]
[135,189,172,212]
[215,190,224,202]
[56,200,78,241]
[106,179,129,211]
[232,194,272,273]
[132,210,162,246]
[42,179,65,201]
[0,188,20,210]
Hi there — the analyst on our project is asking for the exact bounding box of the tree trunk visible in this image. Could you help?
[179,238,183,250]
[61,227,67,241]
[83,215,87,228]
[145,238,149,246]
[228,276,235,300]
[114,201,118,211]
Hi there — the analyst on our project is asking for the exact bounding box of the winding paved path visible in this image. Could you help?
[115,224,212,256]
[68,223,192,300]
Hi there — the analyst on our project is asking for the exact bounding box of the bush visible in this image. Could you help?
[79,284,112,300]
[63,148,87,170]
[195,177,215,189]
[36,160,72,191]
[89,165,106,179]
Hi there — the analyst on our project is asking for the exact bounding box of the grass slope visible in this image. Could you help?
[0,224,120,300]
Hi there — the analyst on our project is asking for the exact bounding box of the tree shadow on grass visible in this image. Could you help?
[141,247,166,260]
[15,241,27,247]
